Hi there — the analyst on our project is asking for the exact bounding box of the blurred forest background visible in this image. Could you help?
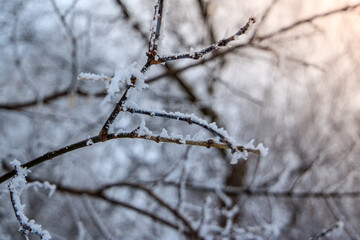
[1,0,360,239]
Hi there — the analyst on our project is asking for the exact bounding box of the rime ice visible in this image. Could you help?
[8,160,52,240]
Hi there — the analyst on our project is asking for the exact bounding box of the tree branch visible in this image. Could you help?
[0,89,105,110]
[99,77,135,141]
[256,3,360,42]
[142,0,165,73]
[154,180,360,199]
[0,131,260,184]
[158,18,255,63]
[123,107,239,153]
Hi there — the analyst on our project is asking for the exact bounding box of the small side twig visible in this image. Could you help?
[50,0,78,91]
[99,76,137,141]
[256,3,360,42]
[123,107,238,153]
[158,18,255,63]
[142,0,165,72]
[309,221,344,240]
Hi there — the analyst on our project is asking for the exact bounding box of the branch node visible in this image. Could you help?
[130,75,137,85]
[237,146,245,152]
[130,127,140,138]
[99,129,109,142]
[206,139,214,148]
[187,117,193,125]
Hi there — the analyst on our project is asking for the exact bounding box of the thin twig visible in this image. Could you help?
[50,0,78,91]
[99,82,134,141]
[114,0,147,39]
[309,221,344,240]
[11,10,40,100]
[158,18,255,63]
[99,181,202,239]
[196,0,216,43]
[249,0,279,42]
[256,3,360,41]
[123,107,238,153]
[142,0,165,73]
[53,182,189,236]
[0,89,105,110]
[145,43,248,84]
[82,197,117,239]
[152,181,360,199]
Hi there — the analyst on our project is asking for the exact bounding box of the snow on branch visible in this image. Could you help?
[158,17,256,63]
[142,0,165,72]
[123,107,237,151]
[117,125,262,155]
[0,1,266,188]
[99,63,148,141]
[99,85,133,142]
[122,107,267,159]
[8,160,52,240]
[90,0,264,164]
[77,72,112,81]
[0,131,262,184]
[149,0,164,54]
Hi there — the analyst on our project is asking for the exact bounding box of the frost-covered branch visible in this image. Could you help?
[159,18,255,63]
[142,0,165,72]
[8,160,52,240]
[122,107,267,162]
[113,0,225,126]
[77,72,112,81]
[0,131,261,184]
[123,107,239,153]
[99,83,133,141]
[96,2,256,158]
[99,0,165,138]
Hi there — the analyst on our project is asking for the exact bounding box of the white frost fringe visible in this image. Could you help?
[8,160,53,240]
